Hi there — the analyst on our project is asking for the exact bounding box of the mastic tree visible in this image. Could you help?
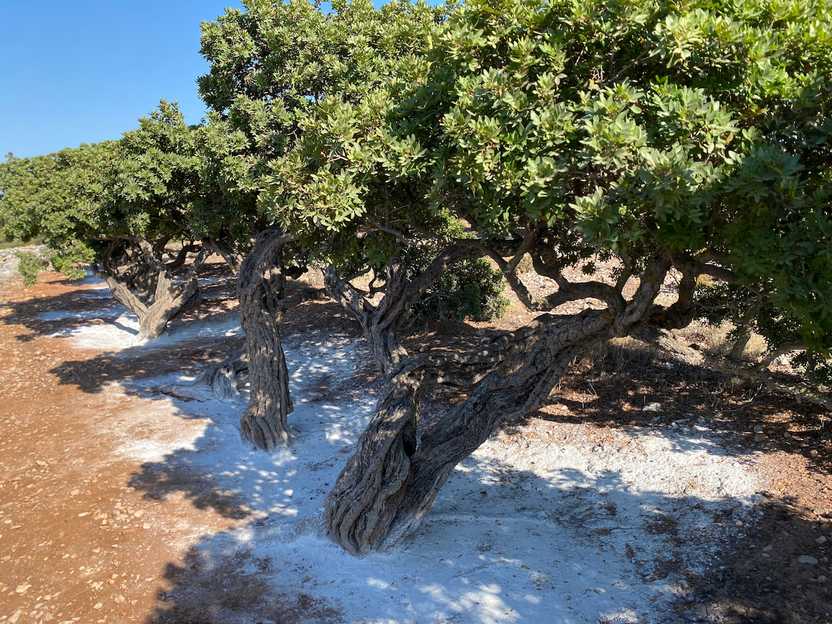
[244,0,512,384]
[98,102,216,338]
[0,103,226,338]
[198,0,480,446]
[0,153,57,246]
[321,0,832,553]
[0,145,112,278]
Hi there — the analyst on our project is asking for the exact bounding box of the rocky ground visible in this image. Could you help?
[0,263,829,623]
[0,245,46,283]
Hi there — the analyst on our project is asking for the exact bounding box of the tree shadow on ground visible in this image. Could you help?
[141,454,832,624]
[535,339,832,476]
[120,332,379,521]
[0,264,239,343]
[677,495,832,624]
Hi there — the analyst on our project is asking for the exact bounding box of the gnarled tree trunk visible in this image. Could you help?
[324,254,673,554]
[104,247,206,339]
[199,351,249,399]
[237,230,294,450]
[325,310,613,554]
[323,263,407,376]
[324,242,482,376]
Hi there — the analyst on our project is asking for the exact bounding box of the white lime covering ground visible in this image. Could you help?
[42,277,242,350]
[48,310,243,350]
[45,278,760,623]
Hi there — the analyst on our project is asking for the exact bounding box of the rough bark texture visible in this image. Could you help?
[323,263,407,376]
[199,351,249,399]
[325,310,613,554]
[323,242,482,376]
[729,327,752,361]
[325,254,673,554]
[104,248,205,339]
[237,230,294,451]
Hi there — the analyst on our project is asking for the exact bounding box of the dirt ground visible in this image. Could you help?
[0,267,830,623]
[0,273,246,624]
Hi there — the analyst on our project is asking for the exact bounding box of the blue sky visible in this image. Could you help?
[0,1,243,157]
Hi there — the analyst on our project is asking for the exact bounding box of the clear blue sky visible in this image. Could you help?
[0,1,243,158]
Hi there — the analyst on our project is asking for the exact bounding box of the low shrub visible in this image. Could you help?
[16,251,46,287]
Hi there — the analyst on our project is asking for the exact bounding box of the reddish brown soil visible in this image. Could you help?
[1,268,830,624]
[0,274,247,624]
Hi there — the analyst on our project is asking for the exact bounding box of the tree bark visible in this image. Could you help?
[729,326,752,361]
[237,230,294,450]
[199,351,249,399]
[324,254,672,554]
[325,310,613,554]
[323,263,407,376]
[104,248,206,339]
[324,242,482,376]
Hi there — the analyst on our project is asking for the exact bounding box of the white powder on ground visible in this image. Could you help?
[38,306,123,321]
[104,332,759,624]
[48,310,242,351]
[41,274,240,351]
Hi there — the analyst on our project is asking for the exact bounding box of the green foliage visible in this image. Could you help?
[697,280,831,381]
[198,0,831,366]
[411,257,509,324]
[0,153,59,243]
[200,0,446,258]
[15,251,46,287]
[0,142,119,276]
[1,0,828,379]
[792,351,832,387]
[374,0,832,357]
[0,101,260,279]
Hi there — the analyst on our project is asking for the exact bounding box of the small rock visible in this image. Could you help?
[15,583,30,594]
[798,555,818,565]
[816,575,828,583]
[642,402,662,413]
[817,536,828,545]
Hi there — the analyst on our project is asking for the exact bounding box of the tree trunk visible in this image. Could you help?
[323,243,481,377]
[199,351,249,399]
[324,254,672,554]
[237,230,294,450]
[106,267,201,339]
[324,310,613,554]
[729,326,752,361]
[323,264,406,376]
[103,241,206,339]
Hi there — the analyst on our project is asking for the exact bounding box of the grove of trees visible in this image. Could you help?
[1,0,830,555]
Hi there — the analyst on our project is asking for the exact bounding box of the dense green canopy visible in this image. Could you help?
[1,0,829,358]
[247,0,832,358]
